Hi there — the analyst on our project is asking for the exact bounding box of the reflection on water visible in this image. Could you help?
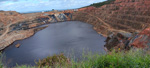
[3,21,106,67]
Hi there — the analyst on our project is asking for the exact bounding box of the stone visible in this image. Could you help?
[15,43,20,48]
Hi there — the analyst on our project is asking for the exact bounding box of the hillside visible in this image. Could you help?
[72,0,150,36]
[90,0,115,7]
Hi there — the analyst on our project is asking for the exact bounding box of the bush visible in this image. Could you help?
[36,53,68,68]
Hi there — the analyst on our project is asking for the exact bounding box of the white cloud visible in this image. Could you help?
[0,0,106,12]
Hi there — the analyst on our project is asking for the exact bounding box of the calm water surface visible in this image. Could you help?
[3,21,106,67]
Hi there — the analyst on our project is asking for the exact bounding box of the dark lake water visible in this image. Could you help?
[2,21,106,67]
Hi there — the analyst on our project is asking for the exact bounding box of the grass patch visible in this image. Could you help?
[70,49,150,68]
[2,49,150,68]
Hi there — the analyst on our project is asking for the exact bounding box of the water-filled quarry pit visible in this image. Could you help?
[2,21,106,67]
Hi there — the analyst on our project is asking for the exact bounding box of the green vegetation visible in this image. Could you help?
[71,50,150,68]
[90,0,115,7]
[2,49,150,68]
[36,53,68,68]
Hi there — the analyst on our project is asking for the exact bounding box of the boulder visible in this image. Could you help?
[104,32,133,51]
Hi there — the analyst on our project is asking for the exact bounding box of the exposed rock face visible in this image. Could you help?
[104,32,133,51]
[130,27,150,48]
[54,13,67,21]
[72,0,150,36]
[104,27,150,51]
[0,11,24,35]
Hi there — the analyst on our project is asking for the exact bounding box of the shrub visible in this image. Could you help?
[36,53,68,68]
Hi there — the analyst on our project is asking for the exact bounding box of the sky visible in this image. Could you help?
[0,0,106,12]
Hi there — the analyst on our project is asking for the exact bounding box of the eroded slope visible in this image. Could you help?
[72,0,150,36]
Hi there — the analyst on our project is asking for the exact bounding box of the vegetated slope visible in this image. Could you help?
[72,0,150,36]
[90,0,115,7]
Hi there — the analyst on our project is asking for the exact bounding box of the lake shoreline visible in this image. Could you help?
[0,26,48,51]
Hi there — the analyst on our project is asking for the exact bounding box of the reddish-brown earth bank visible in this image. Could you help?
[72,0,150,37]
